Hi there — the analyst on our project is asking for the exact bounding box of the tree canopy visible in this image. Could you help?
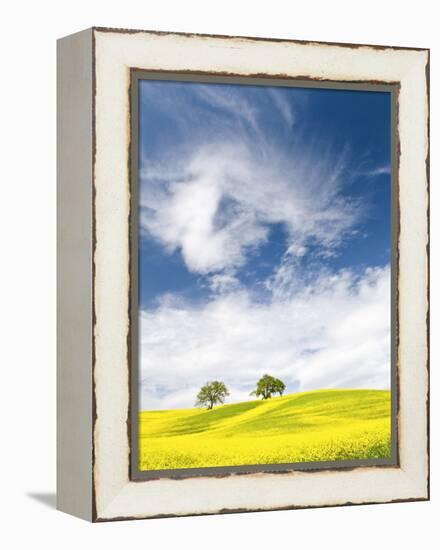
[250,374,286,399]
[195,381,230,410]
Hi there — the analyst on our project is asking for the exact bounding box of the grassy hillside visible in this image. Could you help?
[138,388,391,471]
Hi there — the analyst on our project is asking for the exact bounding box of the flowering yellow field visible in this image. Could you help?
[138,389,391,471]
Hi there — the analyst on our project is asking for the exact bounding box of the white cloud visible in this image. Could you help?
[140,139,359,275]
[269,88,295,127]
[193,85,261,137]
[358,164,391,177]
[140,265,390,409]
[206,273,241,294]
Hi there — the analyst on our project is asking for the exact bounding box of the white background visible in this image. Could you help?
[0,1,437,548]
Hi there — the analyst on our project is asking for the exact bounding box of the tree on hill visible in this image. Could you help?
[195,381,230,410]
[250,374,286,400]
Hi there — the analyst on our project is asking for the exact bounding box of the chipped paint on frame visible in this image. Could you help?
[90,27,429,521]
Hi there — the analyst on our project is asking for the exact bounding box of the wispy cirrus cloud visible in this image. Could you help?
[355,163,391,178]
[362,164,391,177]
[139,81,361,277]
[269,88,296,128]
[140,138,359,275]
[193,85,261,136]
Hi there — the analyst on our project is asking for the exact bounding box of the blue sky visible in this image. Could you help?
[137,79,391,410]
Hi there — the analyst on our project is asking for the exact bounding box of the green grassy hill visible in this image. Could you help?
[138,388,391,471]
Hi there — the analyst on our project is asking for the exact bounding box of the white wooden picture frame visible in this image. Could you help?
[57,27,429,522]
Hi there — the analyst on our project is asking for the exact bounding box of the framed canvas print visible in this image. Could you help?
[57,27,429,521]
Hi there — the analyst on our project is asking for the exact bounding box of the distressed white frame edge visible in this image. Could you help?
[57,27,429,522]
[57,28,94,521]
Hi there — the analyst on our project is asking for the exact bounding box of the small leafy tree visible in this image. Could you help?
[195,381,230,410]
[250,374,286,400]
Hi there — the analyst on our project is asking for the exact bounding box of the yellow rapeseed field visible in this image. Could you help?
[138,388,391,470]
